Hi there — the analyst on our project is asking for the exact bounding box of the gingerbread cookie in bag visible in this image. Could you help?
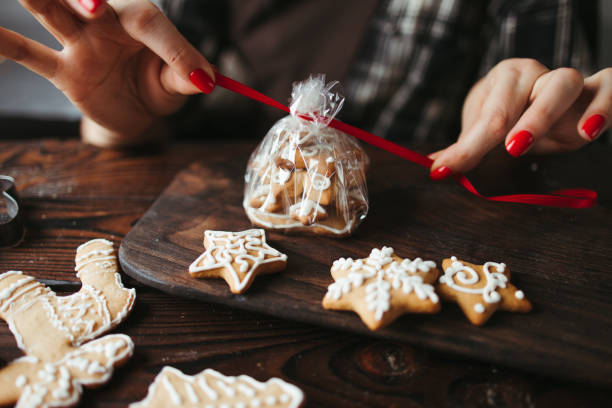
[244,75,369,237]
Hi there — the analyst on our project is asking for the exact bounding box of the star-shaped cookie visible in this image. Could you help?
[437,257,532,325]
[322,247,440,330]
[189,229,288,294]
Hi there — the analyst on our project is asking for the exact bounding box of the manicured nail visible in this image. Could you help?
[430,166,453,181]
[79,0,102,13]
[189,69,215,94]
[506,130,534,157]
[581,114,605,141]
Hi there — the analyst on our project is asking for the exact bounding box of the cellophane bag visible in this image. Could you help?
[243,75,369,237]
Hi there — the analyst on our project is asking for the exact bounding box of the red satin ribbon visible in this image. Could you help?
[215,74,597,208]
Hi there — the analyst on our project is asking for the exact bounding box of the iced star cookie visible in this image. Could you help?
[437,257,532,325]
[130,366,304,408]
[189,229,288,294]
[0,238,135,408]
[322,247,440,330]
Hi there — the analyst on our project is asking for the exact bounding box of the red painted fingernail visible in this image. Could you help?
[189,69,215,94]
[581,114,605,141]
[79,0,102,13]
[430,166,453,181]
[506,130,534,157]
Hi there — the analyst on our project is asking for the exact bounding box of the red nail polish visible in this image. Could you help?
[79,0,101,13]
[581,114,605,141]
[506,130,534,157]
[189,69,215,94]
[430,166,453,181]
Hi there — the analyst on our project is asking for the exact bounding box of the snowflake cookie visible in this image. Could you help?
[437,257,532,325]
[130,366,304,408]
[322,247,440,330]
[189,229,288,294]
[0,239,135,408]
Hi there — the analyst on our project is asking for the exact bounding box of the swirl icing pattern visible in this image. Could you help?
[189,229,288,294]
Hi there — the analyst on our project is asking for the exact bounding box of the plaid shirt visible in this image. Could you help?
[162,0,598,142]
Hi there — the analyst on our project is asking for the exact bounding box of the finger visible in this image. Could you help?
[63,0,108,20]
[430,61,547,176]
[17,0,83,44]
[505,68,583,157]
[0,26,58,78]
[578,68,612,141]
[112,0,216,95]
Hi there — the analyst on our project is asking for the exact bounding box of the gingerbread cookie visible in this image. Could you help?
[0,238,135,408]
[437,257,532,325]
[322,247,440,330]
[130,366,304,408]
[243,76,369,237]
[189,229,288,294]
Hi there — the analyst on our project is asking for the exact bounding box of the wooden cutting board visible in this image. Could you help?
[119,145,612,388]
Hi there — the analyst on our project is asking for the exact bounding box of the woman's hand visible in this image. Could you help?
[0,0,215,147]
[429,58,612,180]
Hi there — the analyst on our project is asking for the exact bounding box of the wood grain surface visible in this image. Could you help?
[1,136,611,407]
[119,139,612,389]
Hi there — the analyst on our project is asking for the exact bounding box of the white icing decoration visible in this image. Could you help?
[237,383,256,397]
[308,172,331,191]
[216,380,236,397]
[325,247,438,321]
[289,200,326,218]
[271,168,291,185]
[189,229,287,292]
[185,382,199,403]
[128,366,304,408]
[0,276,35,301]
[162,376,182,405]
[439,257,507,304]
[514,290,524,299]
[198,376,219,400]
[474,303,485,314]
[16,374,27,387]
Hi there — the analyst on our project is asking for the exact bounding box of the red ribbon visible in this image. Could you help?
[215,74,597,208]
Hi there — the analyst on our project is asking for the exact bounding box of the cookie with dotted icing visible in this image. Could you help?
[0,238,135,408]
[437,257,532,326]
[130,366,304,408]
[189,229,288,294]
[322,247,440,330]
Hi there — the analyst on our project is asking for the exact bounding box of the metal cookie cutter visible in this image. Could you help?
[0,175,25,248]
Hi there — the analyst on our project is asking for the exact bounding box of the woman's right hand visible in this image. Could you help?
[0,0,216,147]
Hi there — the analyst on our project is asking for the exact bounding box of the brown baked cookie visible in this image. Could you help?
[289,199,328,225]
[130,366,304,408]
[437,257,532,326]
[322,247,440,330]
[303,157,336,206]
[189,229,288,294]
[0,239,135,408]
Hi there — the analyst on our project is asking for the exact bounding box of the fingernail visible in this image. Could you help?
[506,130,534,157]
[189,69,215,94]
[79,0,102,13]
[581,114,605,141]
[430,166,453,181]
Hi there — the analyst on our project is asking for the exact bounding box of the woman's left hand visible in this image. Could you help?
[429,59,612,179]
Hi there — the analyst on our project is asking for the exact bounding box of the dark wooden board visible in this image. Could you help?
[119,145,612,388]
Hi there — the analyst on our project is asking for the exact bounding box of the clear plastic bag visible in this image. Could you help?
[243,75,369,237]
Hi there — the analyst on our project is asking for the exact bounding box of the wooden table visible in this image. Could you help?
[1,124,611,407]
